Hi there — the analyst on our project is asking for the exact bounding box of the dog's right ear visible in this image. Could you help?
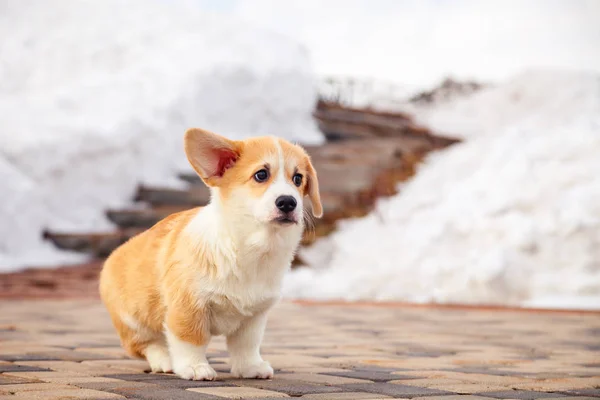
[184,128,241,186]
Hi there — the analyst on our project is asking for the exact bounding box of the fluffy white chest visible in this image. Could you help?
[203,261,285,336]
[190,216,302,337]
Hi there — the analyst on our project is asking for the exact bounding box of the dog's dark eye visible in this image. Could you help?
[293,173,303,187]
[254,169,269,182]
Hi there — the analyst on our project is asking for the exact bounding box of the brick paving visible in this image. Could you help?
[0,300,599,399]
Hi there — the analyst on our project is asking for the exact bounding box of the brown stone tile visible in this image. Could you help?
[389,378,466,388]
[428,383,509,393]
[188,386,289,398]
[557,388,600,397]
[15,360,123,376]
[480,390,567,399]
[323,370,417,382]
[103,373,233,388]
[2,300,600,400]
[0,383,80,395]
[277,372,368,385]
[0,353,61,362]
[0,364,51,373]
[0,374,42,384]
[81,359,150,373]
[511,378,600,391]
[4,371,125,385]
[234,379,345,396]
[301,392,393,399]
[341,382,453,398]
[278,366,348,373]
[113,386,223,399]
[541,398,600,400]
[6,388,125,399]
[72,379,154,393]
[417,397,497,400]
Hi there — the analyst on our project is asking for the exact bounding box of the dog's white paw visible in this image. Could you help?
[231,361,273,379]
[149,357,173,373]
[175,363,217,381]
[144,345,173,373]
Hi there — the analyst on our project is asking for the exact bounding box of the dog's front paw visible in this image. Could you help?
[175,363,217,381]
[231,360,273,379]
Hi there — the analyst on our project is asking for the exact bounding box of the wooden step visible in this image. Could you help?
[314,100,460,146]
[134,184,210,206]
[106,206,188,229]
[43,229,143,258]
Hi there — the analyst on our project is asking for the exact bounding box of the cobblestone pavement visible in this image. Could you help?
[0,300,598,399]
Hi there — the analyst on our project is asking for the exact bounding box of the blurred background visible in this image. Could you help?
[1,0,599,309]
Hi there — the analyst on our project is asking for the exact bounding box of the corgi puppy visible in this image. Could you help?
[99,128,322,380]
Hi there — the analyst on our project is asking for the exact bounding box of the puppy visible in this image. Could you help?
[99,128,322,380]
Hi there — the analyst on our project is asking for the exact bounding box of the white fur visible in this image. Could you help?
[165,140,304,380]
[254,138,303,223]
[166,328,216,380]
[144,342,172,373]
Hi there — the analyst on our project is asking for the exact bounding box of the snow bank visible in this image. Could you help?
[284,70,600,310]
[231,0,600,88]
[0,0,322,272]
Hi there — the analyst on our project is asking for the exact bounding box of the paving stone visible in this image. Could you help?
[0,374,42,384]
[188,386,289,398]
[0,354,63,362]
[353,366,414,373]
[15,360,127,376]
[390,378,467,388]
[0,363,52,373]
[4,388,126,399]
[541,398,600,400]
[236,379,346,396]
[341,382,454,398]
[557,388,600,397]
[480,390,567,399]
[103,373,234,388]
[511,378,600,391]
[278,366,348,374]
[4,371,125,385]
[0,383,81,395]
[149,377,236,389]
[81,359,150,373]
[417,396,498,400]
[2,300,600,400]
[113,387,222,399]
[323,370,417,382]
[73,379,153,392]
[277,372,368,384]
[300,392,393,399]
[103,372,179,381]
[446,367,526,377]
[427,383,509,393]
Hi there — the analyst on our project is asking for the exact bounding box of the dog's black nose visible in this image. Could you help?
[276,195,297,213]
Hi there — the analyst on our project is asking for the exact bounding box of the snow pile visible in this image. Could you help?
[231,0,600,88]
[285,70,600,310]
[0,0,322,272]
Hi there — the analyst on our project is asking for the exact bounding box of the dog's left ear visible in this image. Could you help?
[305,156,323,218]
[184,128,241,187]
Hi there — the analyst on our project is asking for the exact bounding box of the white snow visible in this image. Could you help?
[0,0,323,272]
[284,70,600,310]
[229,0,600,88]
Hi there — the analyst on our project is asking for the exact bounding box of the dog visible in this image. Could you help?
[99,128,322,380]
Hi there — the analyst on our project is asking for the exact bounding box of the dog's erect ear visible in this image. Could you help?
[305,156,323,218]
[184,128,241,186]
